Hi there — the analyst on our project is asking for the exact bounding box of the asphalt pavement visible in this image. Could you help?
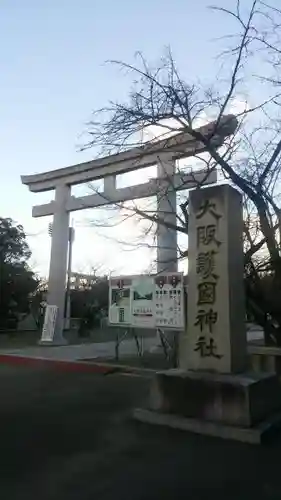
[0,363,281,500]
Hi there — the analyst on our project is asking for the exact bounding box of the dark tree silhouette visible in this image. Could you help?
[0,217,38,329]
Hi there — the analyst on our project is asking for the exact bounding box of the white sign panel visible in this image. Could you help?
[154,274,185,330]
[109,273,185,330]
[109,277,132,325]
[41,305,58,342]
[131,276,155,328]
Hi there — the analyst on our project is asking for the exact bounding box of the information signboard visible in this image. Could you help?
[109,273,185,330]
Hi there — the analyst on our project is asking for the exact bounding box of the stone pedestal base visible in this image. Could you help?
[134,369,281,443]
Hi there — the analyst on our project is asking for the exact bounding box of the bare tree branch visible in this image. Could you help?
[82,0,281,343]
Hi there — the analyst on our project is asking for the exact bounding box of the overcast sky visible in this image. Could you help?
[0,0,261,278]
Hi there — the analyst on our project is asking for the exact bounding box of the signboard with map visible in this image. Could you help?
[108,273,185,330]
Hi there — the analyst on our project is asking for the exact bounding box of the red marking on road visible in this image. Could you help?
[0,354,116,374]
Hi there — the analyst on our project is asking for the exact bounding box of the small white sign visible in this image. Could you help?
[41,305,58,342]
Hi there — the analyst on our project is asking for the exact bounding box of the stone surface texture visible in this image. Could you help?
[150,369,281,427]
[181,184,247,373]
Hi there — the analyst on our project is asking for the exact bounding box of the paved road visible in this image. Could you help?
[1,363,281,499]
[0,326,263,362]
[0,336,159,361]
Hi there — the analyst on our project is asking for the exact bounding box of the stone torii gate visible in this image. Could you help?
[21,115,237,344]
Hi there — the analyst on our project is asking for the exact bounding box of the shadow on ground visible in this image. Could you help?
[0,363,281,500]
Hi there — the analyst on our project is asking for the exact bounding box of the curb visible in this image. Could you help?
[0,354,155,377]
[0,354,114,374]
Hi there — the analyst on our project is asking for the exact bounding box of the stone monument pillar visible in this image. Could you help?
[181,184,247,372]
[135,184,281,444]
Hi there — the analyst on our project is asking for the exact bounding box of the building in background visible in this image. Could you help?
[69,272,98,291]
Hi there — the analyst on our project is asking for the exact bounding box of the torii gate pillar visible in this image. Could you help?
[157,159,178,273]
[44,185,70,344]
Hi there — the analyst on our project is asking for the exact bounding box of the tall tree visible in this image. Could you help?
[84,1,281,344]
[0,217,38,329]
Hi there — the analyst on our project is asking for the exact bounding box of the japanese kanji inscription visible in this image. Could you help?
[183,185,247,373]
